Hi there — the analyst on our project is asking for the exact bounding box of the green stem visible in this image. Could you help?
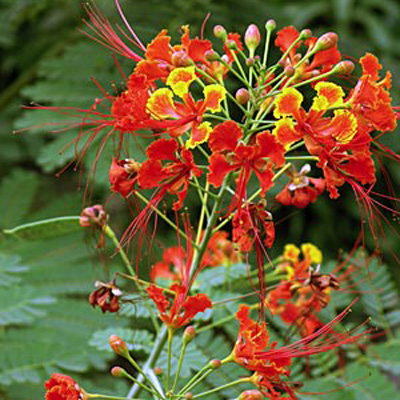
[172,340,188,392]
[103,225,160,332]
[177,364,212,396]
[192,378,249,398]
[128,325,169,399]
[166,327,174,390]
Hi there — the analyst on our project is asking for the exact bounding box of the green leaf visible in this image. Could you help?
[0,169,40,229]
[0,253,28,287]
[0,286,55,326]
[89,327,154,354]
[3,216,81,241]
[367,340,400,374]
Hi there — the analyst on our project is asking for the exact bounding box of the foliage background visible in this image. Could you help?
[0,0,399,399]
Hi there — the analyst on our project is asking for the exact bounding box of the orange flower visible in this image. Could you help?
[147,284,212,329]
[45,374,85,400]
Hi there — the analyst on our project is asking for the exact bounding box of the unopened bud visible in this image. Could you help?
[171,50,192,67]
[235,88,250,105]
[313,32,338,52]
[245,24,261,53]
[184,393,193,399]
[239,389,263,400]
[154,367,163,375]
[183,326,196,344]
[246,57,255,67]
[205,50,220,62]
[225,40,238,50]
[299,29,312,40]
[109,335,129,357]
[213,25,227,41]
[265,19,276,31]
[80,205,107,228]
[209,359,222,369]
[111,366,126,378]
[333,60,355,75]
[284,66,295,77]
[277,59,286,68]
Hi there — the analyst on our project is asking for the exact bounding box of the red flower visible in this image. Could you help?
[138,138,201,210]
[232,302,367,398]
[45,374,85,400]
[147,284,212,329]
[208,121,285,212]
[109,158,140,197]
[202,231,240,267]
[347,53,397,133]
[276,164,325,208]
[232,202,275,252]
[150,246,186,283]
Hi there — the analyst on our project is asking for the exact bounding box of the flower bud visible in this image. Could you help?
[208,359,222,369]
[79,205,107,228]
[299,29,312,40]
[265,19,276,31]
[109,335,129,357]
[110,366,126,378]
[213,25,227,41]
[313,32,338,52]
[277,59,286,68]
[184,393,193,399]
[205,50,220,62]
[235,88,250,105]
[183,326,196,344]
[171,50,192,67]
[225,39,238,50]
[333,60,355,75]
[239,389,263,400]
[245,24,261,53]
[284,66,295,77]
[245,57,255,67]
[154,367,163,375]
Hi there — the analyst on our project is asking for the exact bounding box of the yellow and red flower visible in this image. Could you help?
[146,67,226,147]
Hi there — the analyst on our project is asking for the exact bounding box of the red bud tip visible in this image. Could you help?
[235,88,250,105]
[153,367,163,375]
[239,389,264,400]
[109,335,129,357]
[183,326,196,343]
[245,24,261,52]
[205,50,220,62]
[284,66,295,77]
[184,393,193,399]
[110,366,125,377]
[333,60,355,75]
[277,59,286,68]
[209,359,222,369]
[265,19,276,31]
[314,32,338,52]
[213,25,227,41]
[299,29,312,40]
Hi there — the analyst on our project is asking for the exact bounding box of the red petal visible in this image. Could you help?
[208,153,237,187]
[146,285,169,313]
[256,131,285,167]
[209,121,242,153]
[147,138,178,160]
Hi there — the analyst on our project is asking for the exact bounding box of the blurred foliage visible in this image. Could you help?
[0,0,399,399]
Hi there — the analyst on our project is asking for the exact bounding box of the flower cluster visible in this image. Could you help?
[41,1,398,400]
